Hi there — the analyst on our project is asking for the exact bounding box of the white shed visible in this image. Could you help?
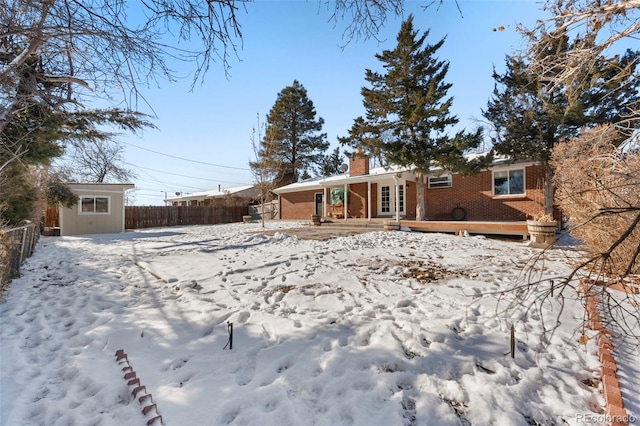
[59,183,134,236]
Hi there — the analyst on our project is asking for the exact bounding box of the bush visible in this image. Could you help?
[551,125,639,278]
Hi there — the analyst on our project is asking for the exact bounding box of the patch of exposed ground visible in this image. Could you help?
[256,225,381,241]
[400,259,466,283]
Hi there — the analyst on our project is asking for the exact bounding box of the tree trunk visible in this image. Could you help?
[544,166,555,216]
[416,173,426,221]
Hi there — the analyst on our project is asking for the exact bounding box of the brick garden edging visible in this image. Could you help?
[580,279,629,426]
[115,349,163,425]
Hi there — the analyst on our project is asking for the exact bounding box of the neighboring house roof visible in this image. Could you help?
[273,153,535,195]
[165,185,256,203]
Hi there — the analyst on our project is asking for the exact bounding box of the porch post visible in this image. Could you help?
[323,187,327,217]
[343,183,348,221]
[367,180,371,221]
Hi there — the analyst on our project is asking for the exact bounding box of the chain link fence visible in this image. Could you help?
[1,224,39,296]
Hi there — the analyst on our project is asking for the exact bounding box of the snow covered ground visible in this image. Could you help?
[0,222,625,425]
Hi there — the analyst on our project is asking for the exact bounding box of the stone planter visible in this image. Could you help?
[383,220,400,231]
[310,214,321,226]
[242,215,252,224]
[527,220,558,248]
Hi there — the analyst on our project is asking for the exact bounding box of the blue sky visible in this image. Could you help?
[111,0,544,205]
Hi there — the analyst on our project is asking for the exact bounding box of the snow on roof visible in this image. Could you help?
[273,152,530,194]
[166,185,255,202]
[273,165,409,194]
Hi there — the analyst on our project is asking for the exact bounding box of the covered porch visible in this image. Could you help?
[317,168,415,222]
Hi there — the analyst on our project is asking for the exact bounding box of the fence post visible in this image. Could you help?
[510,324,515,359]
[19,226,28,266]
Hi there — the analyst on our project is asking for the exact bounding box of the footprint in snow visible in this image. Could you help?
[237,311,250,323]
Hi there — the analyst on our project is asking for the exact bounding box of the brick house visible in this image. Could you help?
[273,153,548,222]
[165,185,258,207]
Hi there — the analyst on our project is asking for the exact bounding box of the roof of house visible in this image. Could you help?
[165,185,256,202]
[68,183,135,190]
[272,165,409,194]
[273,153,536,194]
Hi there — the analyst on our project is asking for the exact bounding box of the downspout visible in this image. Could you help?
[367,180,371,221]
[393,175,400,222]
[59,205,65,237]
[122,187,127,232]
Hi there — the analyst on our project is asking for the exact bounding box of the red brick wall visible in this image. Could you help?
[347,183,367,217]
[405,181,417,219]
[423,165,546,221]
[349,155,369,176]
[279,190,318,219]
[371,183,378,217]
[277,165,546,221]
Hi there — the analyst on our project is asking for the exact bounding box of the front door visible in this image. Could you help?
[314,193,323,215]
[378,184,404,217]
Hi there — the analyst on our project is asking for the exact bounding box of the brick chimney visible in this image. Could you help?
[349,148,370,176]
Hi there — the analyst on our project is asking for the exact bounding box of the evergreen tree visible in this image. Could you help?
[260,80,329,187]
[0,97,152,225]
[485,34,639,164]
[484,29,639,213]
[337,117,389,168]
[318,147,345,176]
[341,15,489,220]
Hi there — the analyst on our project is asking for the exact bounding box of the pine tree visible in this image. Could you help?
[0,99,152,225]
[341,15,488,220]
[260,80,329,187]
[318,147,345,176]
[484,29,639,213]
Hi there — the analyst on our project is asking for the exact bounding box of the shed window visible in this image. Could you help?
[428,175,452,188]
[79,196,111,214]
[493,169,524,196]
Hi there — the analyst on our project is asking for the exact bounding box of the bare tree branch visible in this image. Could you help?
[519,0,640,133]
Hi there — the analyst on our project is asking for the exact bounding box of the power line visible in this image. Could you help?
[123,141,250,171]
[123,162,251,185]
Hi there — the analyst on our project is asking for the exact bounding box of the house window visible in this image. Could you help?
[397,184,404,213]
[381,186,390,213]
[428,175,452,188]
[79,196,110,214]
[493,169,525,196]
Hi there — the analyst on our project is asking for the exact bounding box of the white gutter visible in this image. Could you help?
[367,181,371,221]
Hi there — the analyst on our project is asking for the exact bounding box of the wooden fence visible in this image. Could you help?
[248,200,279,221]
[1,224,40,295]
[125,205,248,229]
